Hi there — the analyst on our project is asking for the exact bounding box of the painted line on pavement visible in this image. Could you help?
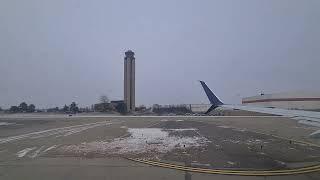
[128,158,320,176]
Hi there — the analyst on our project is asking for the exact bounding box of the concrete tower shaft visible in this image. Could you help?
[124,50,135,112]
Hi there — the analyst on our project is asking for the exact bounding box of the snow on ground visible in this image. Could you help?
[218,125,247,132]
[217,125,231,129]
[0,122,16,126]
[0,121,111,144]
[61,128,210,155]
[43,145,59,153]
[15,145,59,158]
[165,128,197,131]
[16,147,36,158]
[29,146,45,158]
[222,138,268,145]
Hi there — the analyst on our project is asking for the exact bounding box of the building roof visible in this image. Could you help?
[242,91,320,103]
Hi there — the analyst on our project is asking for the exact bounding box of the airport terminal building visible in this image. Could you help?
[242,92,320,111]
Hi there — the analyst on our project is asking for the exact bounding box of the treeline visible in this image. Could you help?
[152,104,192,115]
[7,102,82,114]
[47,102,80,113]
[9,102,35,113]
[93,102,127,114]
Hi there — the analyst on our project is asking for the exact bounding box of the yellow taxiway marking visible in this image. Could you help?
[128,158,320,176]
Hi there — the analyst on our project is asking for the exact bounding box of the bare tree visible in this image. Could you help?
[99,95,109,103]
[70,102,79,113]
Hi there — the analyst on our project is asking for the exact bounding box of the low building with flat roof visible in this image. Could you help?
[242,92,320,111]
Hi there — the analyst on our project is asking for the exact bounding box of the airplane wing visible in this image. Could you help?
[199,81,320,137]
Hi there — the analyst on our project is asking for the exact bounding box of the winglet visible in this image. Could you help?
[199,81,223,114]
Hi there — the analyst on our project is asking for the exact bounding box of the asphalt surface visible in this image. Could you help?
[0,114,319,180]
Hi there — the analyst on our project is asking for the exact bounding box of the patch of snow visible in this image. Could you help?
[217,125,231,129]
[0,121,111,144]
[16,147,36,157]
[298,120,320,128]
[222,139,241,144]
[160,119,168,122]
[61,128,210,155]
[310,129,320,138]
[234,128,247,132]
[246,139,266,145]
[217,125,249,133]
[63,123,110,137]
[275,160,286,166]
[120,126,127,129]
[29,146,45,158]
[43,145,59,153]
[176,120,184,122]
[191,162,211,168]
[0,122,15,126]
[165,128,197,131]
[227,161,236,165]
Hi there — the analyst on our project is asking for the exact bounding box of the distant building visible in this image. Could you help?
[93,100,126,113]
[111,100,126,114]
[242,92,320,110]
[110,100,124,107]
[135,105,147,112]
[93,102,113,112]
[124,50,135,112]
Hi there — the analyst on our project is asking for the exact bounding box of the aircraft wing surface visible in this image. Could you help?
[199,81,320,137]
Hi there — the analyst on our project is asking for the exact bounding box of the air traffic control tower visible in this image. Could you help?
[124,50,135,112]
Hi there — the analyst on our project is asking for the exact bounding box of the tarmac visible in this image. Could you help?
[0,114,320,180]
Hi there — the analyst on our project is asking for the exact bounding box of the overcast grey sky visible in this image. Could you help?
[0,0,319,108]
